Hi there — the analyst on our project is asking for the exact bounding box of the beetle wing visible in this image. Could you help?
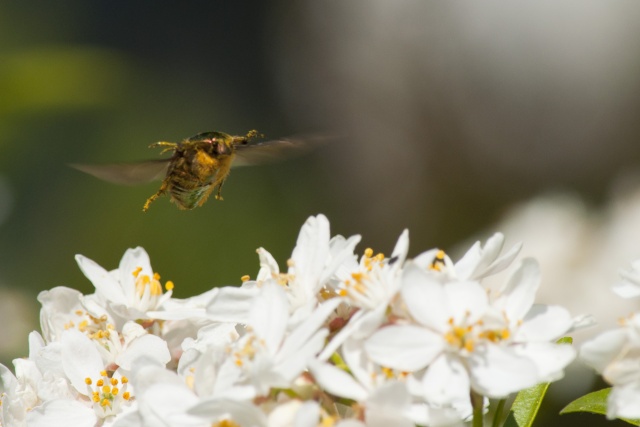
[233,135,324,167]
[70,159,170,185]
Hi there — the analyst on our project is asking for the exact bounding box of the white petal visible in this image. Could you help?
[469,344,539,398]
[369,380,410,408]
[256,247,280,281]
[0,364,18,394]
[455,233,522,281]
[188,397,267,426]
[390,229,410,267]
[251,282,288,355]
[274,328,329,383]
[278,297,341,362]
[26,399,96,427]
[75,255,127,305]
[322,234,361,285]
[269,400,320,427]
[420,354,470,405]
[61,329,104,394]
[513,342,576,382]
[481,243,523,279]
[613,282,640,299]
[139,382,204,427]
[608,383,640,419]
[365,325,444,371]
[118,247,153,303]
[366,382,414,427]
[444,281,488,324]
[498,258,540,321]
[205,285,259,324]
[293,401,322,427]
[308,359,368,401]
[116,334,171,370]
[401,264,450,332]
[515,305,573,341]
[290,214,331,294]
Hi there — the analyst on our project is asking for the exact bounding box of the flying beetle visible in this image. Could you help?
[72,130,306,211]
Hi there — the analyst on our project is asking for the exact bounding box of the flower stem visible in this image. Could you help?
[492,398,507,427]
[471,390,484,427]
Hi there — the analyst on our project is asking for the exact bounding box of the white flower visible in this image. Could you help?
[580,312,640,419]
[310,346,458,427]
[75,247,174,322]
[210,281,341,400]
[37,286,113,344]
[365,259,575,400]
[206,214,360,326]
[613,259,640,299]
[9,329,139,426]
[0,334,45,427]
[319,230,409,360]
[412,232,521,282]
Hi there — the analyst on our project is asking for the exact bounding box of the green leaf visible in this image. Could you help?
[503,382,551,427]
[560,388,640,426]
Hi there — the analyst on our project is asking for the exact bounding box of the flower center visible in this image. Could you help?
[132,267,173,297]
[84,371,131,418]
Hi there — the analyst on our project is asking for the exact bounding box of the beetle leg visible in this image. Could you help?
[149,141,178,155]
[143,180,169,212]
[214,179,225,200]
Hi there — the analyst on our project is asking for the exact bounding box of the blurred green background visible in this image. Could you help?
[1,2,639,425]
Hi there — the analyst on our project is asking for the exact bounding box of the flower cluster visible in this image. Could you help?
[580,260,640,420]
[0,215,580,426]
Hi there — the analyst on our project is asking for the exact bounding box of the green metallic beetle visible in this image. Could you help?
[72,130,306,211]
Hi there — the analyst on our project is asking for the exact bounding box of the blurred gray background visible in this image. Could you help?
[1,2,639,425]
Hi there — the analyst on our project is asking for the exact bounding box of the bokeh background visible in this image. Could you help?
[1,2,640,425]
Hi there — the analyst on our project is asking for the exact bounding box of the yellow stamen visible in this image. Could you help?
[240,275,250,282]
[132,266,143,277]
[430,250,446,271]
[464,339,475,352]
[351,272,364,282]
[381,367,394,379]
[123,392,130,400]
[165,280,174,291]
[213,420,242,427]
[85,378,92,385]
